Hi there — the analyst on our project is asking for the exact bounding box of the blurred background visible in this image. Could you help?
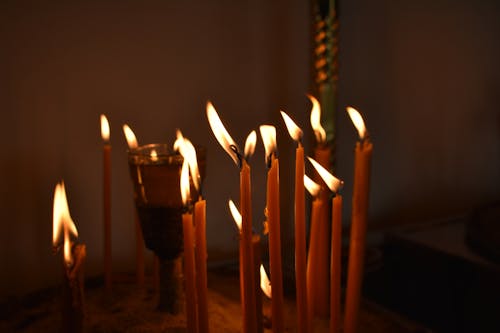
[1,1,499,323]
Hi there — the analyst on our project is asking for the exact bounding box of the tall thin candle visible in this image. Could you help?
[122,124,145,286]
[260,125,284,333]
[309,95,331,317]
[100,114,112,292]
[344,107,373,333]
[308,158,344,333]
[195,200,208,333]
[280,111,308,333]
[207,103,258,333]
[180,159,198,333]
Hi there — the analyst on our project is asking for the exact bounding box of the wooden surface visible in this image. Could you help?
[1,266,432,332]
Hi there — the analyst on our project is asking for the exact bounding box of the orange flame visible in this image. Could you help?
[206,101,239,166]
[228,199,242,231]
[52,181,78,266]
[280,111,303,142]
[100,114,110,142]
[122,124,138,149]
[244,131,257,161]
[259,125,277,165]
[260,264,272,298]
[174,130,200,191]
[150,149,158,162]
[180,159,190,206]
[308,95,326,144]
[346,106,367,140]
[308,157,343,193]
[304,175,321,197]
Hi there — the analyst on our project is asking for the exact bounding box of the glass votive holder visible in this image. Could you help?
[127,143,206,313]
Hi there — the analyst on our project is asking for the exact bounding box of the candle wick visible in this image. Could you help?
[230,144,243,169]
[360,132,371,146]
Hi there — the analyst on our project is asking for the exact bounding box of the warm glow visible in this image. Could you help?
[150,149,158,161]
[304,175,321,197]
[228,199,242,232]
[122,124,138,149]
[308,157,343,193]
[259,125,277,164]
[308,95,326,144]
[180,159,190,206]
[64,228,72,266]
[52,181,78,265]
[206,101,239,166]
[346,106,367,140]
[52,183,63,245]
[174,130,200,191]
[260,264,272,298]
[100,114,110,142]
[280,111,303,142]
[244,130,257,161]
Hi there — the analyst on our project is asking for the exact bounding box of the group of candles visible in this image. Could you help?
[206,96,372,333]
[50,94,372,333]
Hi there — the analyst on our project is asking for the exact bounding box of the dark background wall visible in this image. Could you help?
[1,0,499,298]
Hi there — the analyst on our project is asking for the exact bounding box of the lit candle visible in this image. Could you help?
[260,125,284,333]
[122,124,145,286]
[344,107,373,333]
[175,131,209,333]
[309,94,330,171]
[180,159,198,333]
[229,199,263,333]
[207,102,257,333]
[52,181,86,333]
[100,114,112,291]
[308,158,344,333]
[304,175,326,325]
[280,111,308,333]
[308,95,331,317]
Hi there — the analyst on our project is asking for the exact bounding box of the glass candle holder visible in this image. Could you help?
[127,143,206,313]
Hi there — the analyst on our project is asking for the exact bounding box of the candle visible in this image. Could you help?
[331,194,342,333]
[229,200,263,333]
[207,102,257,333]
[122,124,145,286]
[180,159,198,333]
[304,175,325,325]
[344,107,373,333]
[52,182,86,333]
[308,158,344,333]
[280,111,308,333]
[308,95,331,317]
[100,114,112,291]
[194,200,208,333]
[260,125,284,333]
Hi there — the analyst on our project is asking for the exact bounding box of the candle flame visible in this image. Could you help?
[122,124,138,149]
[260,264,272,298]
[100,114,110,142]
[259,125,277,165]
[308,95,326,144]
[304,175,321,197]
[244,130,257,161]
[150,149,158,161]
[280,111,303,142]
[206,101,239,166]
[228,199,242,231]
[174,130,200,191]
[308,157,343,193]
[346,106,367,140]
[180,159,190,206]
[52,181,78,266]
